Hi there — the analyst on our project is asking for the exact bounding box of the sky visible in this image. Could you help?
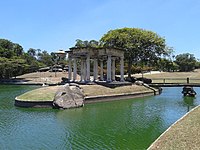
[1,0,200,59]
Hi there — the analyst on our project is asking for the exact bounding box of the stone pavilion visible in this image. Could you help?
[67,47,125,83]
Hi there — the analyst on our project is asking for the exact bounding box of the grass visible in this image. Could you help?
[81,84,152,97]
[16,84,152,101]
[148,106,200,150]
[17,86,60,101]
[133,69,200,84]
[16,71,70,84]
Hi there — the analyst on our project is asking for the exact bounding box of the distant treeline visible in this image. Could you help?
[1,33,200,79]
[0,39,65,79]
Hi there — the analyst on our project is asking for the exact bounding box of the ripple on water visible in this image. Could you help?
[1,86,200,149]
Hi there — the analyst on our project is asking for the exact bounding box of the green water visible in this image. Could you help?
[0,85,200,149]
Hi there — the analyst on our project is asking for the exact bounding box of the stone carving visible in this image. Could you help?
[53,84,84,109]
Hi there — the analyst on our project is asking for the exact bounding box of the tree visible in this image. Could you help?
[175,53,197,72]
[0,39,13,50]
[100,28,171,77]
[27,48,37,58]
[0,39,15,58]
[38,50,53,66]
[74,39,100,48]
[156,58,178,72]
[0,39,24,58]
[13,43,23,56]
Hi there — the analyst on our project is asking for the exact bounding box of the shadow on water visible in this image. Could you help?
[183,96,196,112]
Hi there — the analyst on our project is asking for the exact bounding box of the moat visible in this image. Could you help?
[0,85,200,149]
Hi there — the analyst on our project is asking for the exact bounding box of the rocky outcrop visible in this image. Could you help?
[53,83,85,109]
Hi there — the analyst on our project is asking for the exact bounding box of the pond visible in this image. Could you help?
[0,85,200,149]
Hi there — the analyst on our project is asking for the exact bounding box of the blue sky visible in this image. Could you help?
[1,0,200,59]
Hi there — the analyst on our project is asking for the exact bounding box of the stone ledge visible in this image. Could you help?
[85,90,156,104]
[15,99,53,108]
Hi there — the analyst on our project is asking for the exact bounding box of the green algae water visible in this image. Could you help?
[0,85,200,149]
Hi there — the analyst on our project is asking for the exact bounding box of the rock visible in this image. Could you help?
[69,83,80,87]
[53,84,84,109]
[135,80,144,86]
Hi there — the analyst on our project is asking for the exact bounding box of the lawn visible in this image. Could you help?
[133,69,200,83]
[17,86,60,101]
[16,84,153,101]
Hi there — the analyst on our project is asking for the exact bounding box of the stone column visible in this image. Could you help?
[83,59,86,82]
[68,58,72,81]
[93,58,98,81]
[86,54,90,82]
[100,60,104,81]
[80,58,84,82]
[107,55,112,82]
[73,58,77,81]
[111,58,116,81]
[96,59,99,81]
[120,56,124,82]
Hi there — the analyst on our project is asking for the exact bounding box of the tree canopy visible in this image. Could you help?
[100,28,171,77]
[74,39,100,48]
[0,38,59,79]
[0,39,23,58]
[175,53,197,72]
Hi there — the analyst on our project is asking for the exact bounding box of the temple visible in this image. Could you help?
[66,47,125,83]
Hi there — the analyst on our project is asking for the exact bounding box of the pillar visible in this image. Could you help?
[83,59,86,82]
[86,54,90,82]
[120,56,124,82]
[112,58,116,81]
[68,58,72,81]
[73,58,77,81]
[107,55,112,82]
[96,59,98,80]
[80,58,84,82]
[93,59,98,81]
[100,60,104,81]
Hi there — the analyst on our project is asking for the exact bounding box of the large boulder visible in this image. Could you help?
[53,84,85,109]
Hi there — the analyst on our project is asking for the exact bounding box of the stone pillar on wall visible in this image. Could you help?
[120,56,124,82]
[73,58,77,81]
[100,60,104,81]
[80,58,84,82]
[93,58,98,81]
[83,59,86,82]
[111,57,116,81]
[68,58,72,81]
[86,54,90,82]
[107,55,112,82]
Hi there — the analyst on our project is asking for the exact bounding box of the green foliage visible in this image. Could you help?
[74,39,101,48]
[175,53,197,72]
[100,28,170,77]
[38,50,54,66]
[27,48,37,57]
[0,39,24,58]
[0,39,13,49]
[0,58,25,78]
[0,38,56,79]
[195,60,200,69]
[13,43,23,56]
[157,58,174,72]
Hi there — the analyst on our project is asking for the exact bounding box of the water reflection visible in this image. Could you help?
[1,86,200,149]
[183,96,196,112]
